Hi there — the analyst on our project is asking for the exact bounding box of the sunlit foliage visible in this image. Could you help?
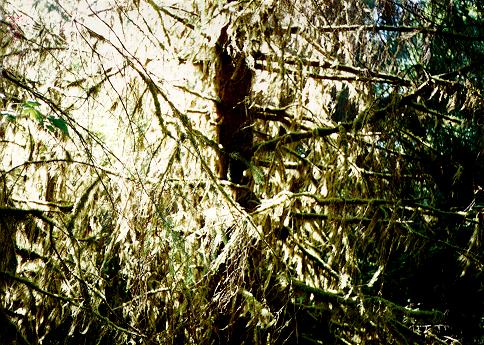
[0,0,482,344]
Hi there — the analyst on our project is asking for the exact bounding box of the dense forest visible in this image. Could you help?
[0,0,483,344]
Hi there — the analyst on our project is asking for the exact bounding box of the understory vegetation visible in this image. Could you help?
[0,0,483,344]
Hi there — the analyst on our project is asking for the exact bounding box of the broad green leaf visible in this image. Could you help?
[23,99,41,107]
[47,115,69,136]
[22,107,44,123]
[0,110,17,121]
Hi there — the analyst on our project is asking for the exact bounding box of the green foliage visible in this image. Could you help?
[0,110,17,121]
[46,115,69,136]
[21,100,43,122]
[12,99,70,136]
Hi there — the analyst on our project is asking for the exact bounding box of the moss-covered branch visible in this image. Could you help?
[291,279,444,320]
